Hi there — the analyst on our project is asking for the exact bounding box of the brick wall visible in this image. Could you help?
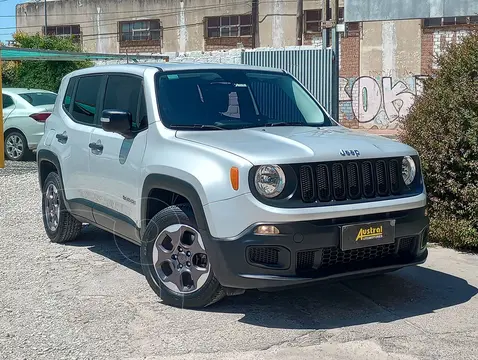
[421,30,434,74]
[119,40,161,54]
[339,30,360,129]
[421,25,477,74]
[204,36,253,51]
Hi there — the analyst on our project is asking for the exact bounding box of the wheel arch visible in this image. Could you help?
[4,127,26,137]
[141,174,210,239]
[37,149,64,194]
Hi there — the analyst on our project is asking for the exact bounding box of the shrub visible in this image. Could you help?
[4,32,93,92]
[400,31,478,251]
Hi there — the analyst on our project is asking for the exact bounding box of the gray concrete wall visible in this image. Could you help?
[344,0,478,22]
[16,0,252,53]
[360,19,421,78]
[257,0,345,48]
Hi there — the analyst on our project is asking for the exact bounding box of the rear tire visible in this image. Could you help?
[41,171,83,244]
[140,204,225,308]
[4,131,30,161]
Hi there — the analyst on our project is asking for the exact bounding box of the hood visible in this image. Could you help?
[175,126,417,165]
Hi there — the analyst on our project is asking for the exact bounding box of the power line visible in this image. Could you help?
[1,21,207,43]
[79,22,206,43]
[0,0,317,19]
[7,0,247,18]
[0,0,251,31]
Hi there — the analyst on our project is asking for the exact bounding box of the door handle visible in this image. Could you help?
[56,132,68,144]
[89,141,103,154]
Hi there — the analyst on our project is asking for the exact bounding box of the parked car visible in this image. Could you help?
[3,88,57,161]
[36,64,429,308]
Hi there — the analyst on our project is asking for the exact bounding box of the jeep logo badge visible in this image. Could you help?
[340,149,360,157]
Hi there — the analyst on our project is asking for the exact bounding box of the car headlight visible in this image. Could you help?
[254,165,286,198]
[402,156,416,186]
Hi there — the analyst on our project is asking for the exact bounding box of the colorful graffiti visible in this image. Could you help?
[339,76,427,130]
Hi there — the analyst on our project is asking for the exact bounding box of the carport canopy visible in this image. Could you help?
[0,46,169,167]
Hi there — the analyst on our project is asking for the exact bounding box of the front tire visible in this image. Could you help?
[140,204,225,308]
[41,172,83,243]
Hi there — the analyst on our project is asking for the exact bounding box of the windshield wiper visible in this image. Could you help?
[263,122,307,127]
[169,124,225,130]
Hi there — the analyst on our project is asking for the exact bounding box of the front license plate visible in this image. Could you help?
[340,220,396,251]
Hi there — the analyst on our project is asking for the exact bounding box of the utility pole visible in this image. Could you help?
[322,0,340,121]
[251,0,259,48]
[44,0,48,35]
[296,0,303,45]
[331,0,339,121]
[321,0,328,49]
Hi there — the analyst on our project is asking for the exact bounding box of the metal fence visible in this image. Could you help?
[241,48,334,115]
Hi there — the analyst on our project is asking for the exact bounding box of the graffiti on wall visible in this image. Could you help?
[339,76,427,130]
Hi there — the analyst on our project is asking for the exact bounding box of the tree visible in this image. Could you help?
[399,31,478,250]
[2,32,93,92]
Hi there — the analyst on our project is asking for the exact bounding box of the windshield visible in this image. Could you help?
[155,69,336,130]
[19,92,57,106]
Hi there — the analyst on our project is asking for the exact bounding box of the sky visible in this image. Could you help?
[0,0,24,43]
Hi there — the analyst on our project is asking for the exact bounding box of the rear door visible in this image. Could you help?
[2,93,15,120]
[55,74,106,222]
[88,73,148,241]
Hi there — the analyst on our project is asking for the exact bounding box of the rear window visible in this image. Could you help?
[19,92,57,106]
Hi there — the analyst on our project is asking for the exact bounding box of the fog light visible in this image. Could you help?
[254,225,280,235]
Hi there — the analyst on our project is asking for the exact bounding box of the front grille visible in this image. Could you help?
[297,250,315,270]
[248,247,279,266]
[321,243,396,267]
[299,158,403,203]
[295,238,416,273]
[398,237,415,253]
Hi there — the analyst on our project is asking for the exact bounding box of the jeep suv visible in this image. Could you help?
[37,63,429,308]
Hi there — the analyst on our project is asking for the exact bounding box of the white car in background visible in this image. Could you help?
[2,88,57,161]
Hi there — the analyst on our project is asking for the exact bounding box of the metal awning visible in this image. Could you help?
[0,46,169,62]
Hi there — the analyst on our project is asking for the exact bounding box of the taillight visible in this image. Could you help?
[29,112,51,122]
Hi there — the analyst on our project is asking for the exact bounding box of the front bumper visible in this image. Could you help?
[203,207,429,290]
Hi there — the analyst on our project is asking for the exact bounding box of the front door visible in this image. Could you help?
[88,73,148,243]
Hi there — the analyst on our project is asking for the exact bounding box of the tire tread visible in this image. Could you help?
[42,171,82,244]
[141,204,225,308]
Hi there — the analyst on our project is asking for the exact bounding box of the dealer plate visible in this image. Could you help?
[340,220,396,251]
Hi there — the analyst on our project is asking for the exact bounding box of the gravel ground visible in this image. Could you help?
[1,160,478,360]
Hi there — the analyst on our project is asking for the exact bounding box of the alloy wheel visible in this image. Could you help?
[44,183,61,232]
[152,224,210,294]
[5,134,25,160]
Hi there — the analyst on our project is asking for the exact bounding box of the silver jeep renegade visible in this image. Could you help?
[37,63,429,308]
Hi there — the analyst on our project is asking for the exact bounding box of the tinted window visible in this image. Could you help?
[155,70,331,130]
[62,78,75,113]
[136,92,148,131]
[19,92,57,106]
[103,75,145,130]
[2,94,14,109]
[71,75,102,125]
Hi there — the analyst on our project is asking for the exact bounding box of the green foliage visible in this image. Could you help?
[400,31,478,251]
[1,61,19,87]
[2,32,93,92]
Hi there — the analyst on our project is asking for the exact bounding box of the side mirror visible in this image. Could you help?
[101,109,133,138]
